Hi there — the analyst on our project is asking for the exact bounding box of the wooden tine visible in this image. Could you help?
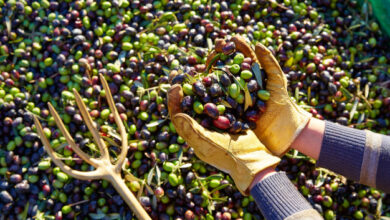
[33,116,103,180]
[99,74,128,172]
[73,88,110,160]
[47,103,99,167]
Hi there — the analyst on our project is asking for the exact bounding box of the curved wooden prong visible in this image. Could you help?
[99,74,128,172]
[73,89,109,160]
[33,116,103,181]
[47,103,99,167]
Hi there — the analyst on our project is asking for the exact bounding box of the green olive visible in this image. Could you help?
[229,83,240,99]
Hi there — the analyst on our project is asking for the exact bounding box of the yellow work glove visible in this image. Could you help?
[253,43,312,156]
[205,36,311,156]
[168,85,280,195]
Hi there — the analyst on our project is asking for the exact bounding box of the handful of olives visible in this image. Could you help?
[171,38,270,133]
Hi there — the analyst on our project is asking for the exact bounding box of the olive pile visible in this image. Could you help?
[173,39,270,133]
[0,0,390,219]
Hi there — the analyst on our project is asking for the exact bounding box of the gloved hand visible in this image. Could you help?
[204,36,311,156]
[253,43,312,156]
[168,85,280,195]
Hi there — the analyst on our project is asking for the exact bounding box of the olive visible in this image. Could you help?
[257,90,270,101]
[229,64,240,74]
[229,121,242,134]
[247,80,258,93]
[193,101,204,114]
[220,74,232,87]
[192,81,206,97]
[240,70,253,80]
[204,103,219,119]
[209,83,223,97]
[245,109,260,122]
[222,42,236,55]
[181,96,193,112]
[202,76,212,87]
[213,116,231,130]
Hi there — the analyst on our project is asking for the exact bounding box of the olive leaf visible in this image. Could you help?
[34,210,46,220]
[209,183,229,194]
[204,174,224,181]
[117,51,127,66]
[159,12,177,22]
[20,202,29,220]
[207,38,213,52]
[147,166,155,185]
[359,57,375,63]
[146,119,166,128]
[315,170,327,187]
[178,147,184,164]
[349,99,358,123]
[102,136,120,148]
[244,86,253,111]
[251,63,264,90]
[220,100,232,108]
[162,66,170,76]
[0,55,8,62]
[106,213,121,220]
[340,86,353,101]
[364,83,370,98]
[89,212,107,220]
[137,181,144,199]
[179,163,192,169]
[295,87,300,101]
[123,168,143,182]
[376,198,383,218]
[152,195,158,210]
[185,73,197,84]
[5,16,11,36]
[357,112,365,124]
[155,165,161,186]
[189,187,201,193]
[107,129,122,142]
[206,53,222,72]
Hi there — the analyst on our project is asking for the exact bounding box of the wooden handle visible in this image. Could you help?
[108,173,151,220]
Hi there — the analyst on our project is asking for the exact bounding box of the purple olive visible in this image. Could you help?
[204,103,219,119]
[209,83,222,97]
[220,74,231,87]
[229,121,242,133]
[222,42,236,55]
[245,109,260,122]
[181,96,193,112]
[192,81,206,97]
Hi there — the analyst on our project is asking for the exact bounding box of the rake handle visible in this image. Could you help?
[108,173,152,220]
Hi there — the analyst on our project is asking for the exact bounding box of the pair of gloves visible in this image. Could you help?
[168,36,312,195]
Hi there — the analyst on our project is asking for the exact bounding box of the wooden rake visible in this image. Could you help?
[33,74,151,220]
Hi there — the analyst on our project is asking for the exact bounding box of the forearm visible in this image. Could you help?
[250,171,322,220]
[291,118,390,193]
[290,118,325,160]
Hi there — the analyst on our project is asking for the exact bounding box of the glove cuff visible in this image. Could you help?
[274,101,312,156]
[232,153,280,195]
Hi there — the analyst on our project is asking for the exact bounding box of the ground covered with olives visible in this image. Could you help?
[1,0,390,219]
[172,39,269,133]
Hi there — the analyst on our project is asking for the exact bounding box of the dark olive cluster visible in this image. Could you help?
[172,40,270,133]
[0,0,390,219]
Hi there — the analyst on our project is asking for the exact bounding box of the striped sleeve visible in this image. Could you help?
[317,121,390,193]
[250,172,323,220]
